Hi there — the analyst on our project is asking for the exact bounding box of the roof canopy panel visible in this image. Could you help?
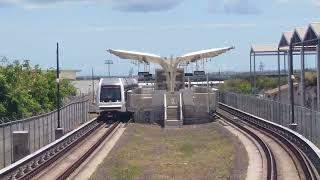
[251,44,278,53]
[310,22,320,37]
[108,47,234,69]
[291,27,308,44]
[107,49,168,67]
[279,32,293,48]
[304,22,320,45]
[176,46,234,65]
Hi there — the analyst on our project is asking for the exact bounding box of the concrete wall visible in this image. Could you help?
[130,87,217,126]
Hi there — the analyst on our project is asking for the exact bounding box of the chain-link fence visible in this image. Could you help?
[0,98,89,169]
[219,92,320,146]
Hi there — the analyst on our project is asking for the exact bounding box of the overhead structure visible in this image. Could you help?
[107,47,234,91]
[251,21,320,130]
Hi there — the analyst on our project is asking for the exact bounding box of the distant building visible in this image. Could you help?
[264,83,300,105]
[59,70,81,80]
[264,83,318,110]
[72,80,99,97]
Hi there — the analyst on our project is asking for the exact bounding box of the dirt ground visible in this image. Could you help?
[90,122,248,180]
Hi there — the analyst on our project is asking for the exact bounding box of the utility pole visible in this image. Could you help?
[105,60,113,77]
[55,42,63,139]
[56,43,61,129]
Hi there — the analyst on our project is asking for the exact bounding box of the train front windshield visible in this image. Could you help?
[100,85,121,102]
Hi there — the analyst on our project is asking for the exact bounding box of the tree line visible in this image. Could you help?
[219,76,288,94]
[0,60,76,120]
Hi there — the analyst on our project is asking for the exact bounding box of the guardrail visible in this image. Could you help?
[219,102,320,176]
[219,92,320,146]
[0,99,89,169]
[0,117,99,180]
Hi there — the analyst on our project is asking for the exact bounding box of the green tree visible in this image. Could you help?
[0,60,76,120]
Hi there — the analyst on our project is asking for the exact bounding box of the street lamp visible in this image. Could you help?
[56,43,61,129]
[55,42,63,140]
[105,60,113,77]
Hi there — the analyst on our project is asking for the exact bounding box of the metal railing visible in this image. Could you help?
[219,92,320,147]
[0,116,98,180]
[0,98,89,169]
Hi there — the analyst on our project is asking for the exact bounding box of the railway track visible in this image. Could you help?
[218,103,320,180]
[0,118,125,180]
[32,121,122,180]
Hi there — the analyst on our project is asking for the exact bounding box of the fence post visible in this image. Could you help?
[2,126,5,167]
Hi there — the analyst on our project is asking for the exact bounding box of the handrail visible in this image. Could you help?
[179,92,183,124]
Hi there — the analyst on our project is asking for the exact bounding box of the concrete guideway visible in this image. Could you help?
[69,123,127,180]
[218,105,320,180]
[32,122,122,179]
[218,118,265,180]
[24,122,125,179]
[32,123,109,179]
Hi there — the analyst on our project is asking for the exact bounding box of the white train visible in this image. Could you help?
[97,78,138,120]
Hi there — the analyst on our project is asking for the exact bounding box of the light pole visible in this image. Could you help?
[55,42,63,139]
[105,60,113,77]
[56,43,61,129]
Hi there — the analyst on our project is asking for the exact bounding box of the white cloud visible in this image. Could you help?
[312,0,320,6]
[0,0,184,11]
[275,0,320,6]
[223,0,260,14]
[82,23,256,32]
[110,0,183,12]
[209,0,260,15]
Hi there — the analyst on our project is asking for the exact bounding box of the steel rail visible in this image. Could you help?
[57,121,121,180]
[0,118,101,180]
[218,112,277,180]
[219,102,320,180]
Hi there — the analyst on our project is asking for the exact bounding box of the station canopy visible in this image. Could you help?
[291,27,308,44]
[107,46,234,68]
[251,44,278,53]
[279,31,293,49]
[304,22,320,45]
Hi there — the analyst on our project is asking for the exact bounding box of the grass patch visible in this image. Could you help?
[90,123,247,180]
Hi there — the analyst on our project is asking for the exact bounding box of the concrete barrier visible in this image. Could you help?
[12,131,30,162]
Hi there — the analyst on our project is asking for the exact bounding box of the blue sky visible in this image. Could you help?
[0,0,320,76]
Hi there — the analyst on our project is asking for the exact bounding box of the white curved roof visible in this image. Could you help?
[107,49,168,68]
[107,46,234,69]
[178,46,234,62]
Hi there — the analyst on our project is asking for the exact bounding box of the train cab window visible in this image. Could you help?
[100,85,121,102]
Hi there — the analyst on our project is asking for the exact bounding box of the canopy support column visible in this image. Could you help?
[284,52,287,75]
[301,45,305,107]
[253,52,256,93]
[317,40,320,111]
[277,50,281,102]
[250,52,252,93]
